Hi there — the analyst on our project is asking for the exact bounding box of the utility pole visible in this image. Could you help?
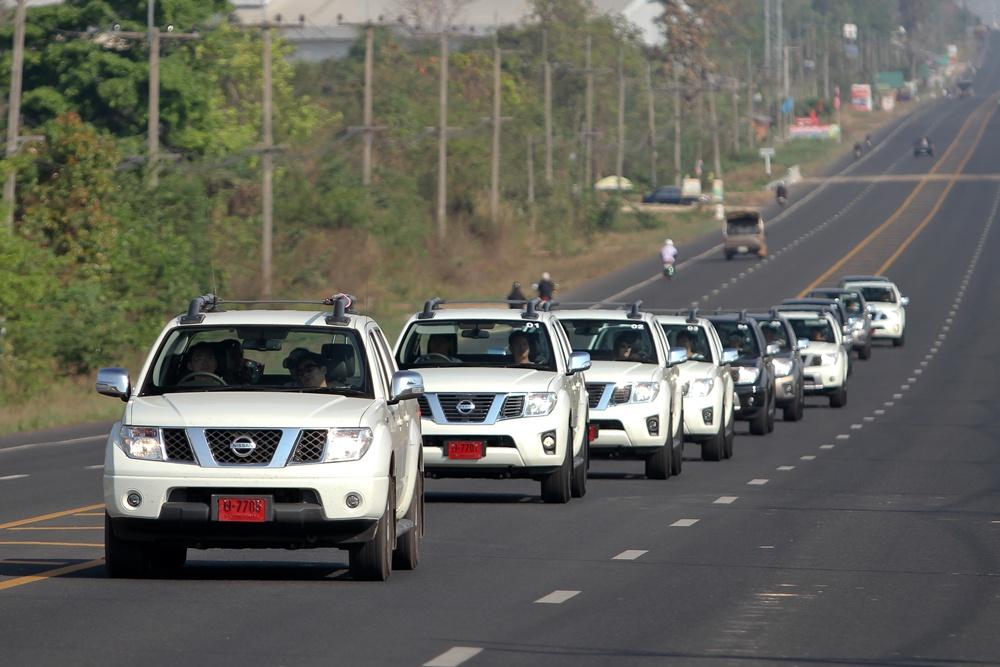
[645,62,657,189]
[543,29,553,185]
[437,28,449,240]
[262,24,274,299]
[783,44,790,139]
[490,39,501,225]
[764,0,771,76]
[747,49,755,149]
[584,35,594,192]
[3,0,27,230]
[707,76,722,179]
[673,60,682,186]
[732,84,740,153]
[362,25,374,185]
[527,134,536,234]
[616,50,625,190]
[776,0,783,140]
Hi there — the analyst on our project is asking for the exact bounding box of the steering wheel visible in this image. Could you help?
[178,372,227,386]
[416,353,455,363]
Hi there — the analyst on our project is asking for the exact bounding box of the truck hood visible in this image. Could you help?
[582,360,661,383]
[676,360,717,382]
[802,342,841,356]
[128,392,374,428]
[415,367,558,393]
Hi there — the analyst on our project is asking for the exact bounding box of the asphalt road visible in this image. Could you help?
[3,50,1000,667]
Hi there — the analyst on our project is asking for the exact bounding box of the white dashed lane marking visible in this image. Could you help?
[535,590,581,604]
[820,444,835,450]
[836,434,850,440]
[777,466,795,471]
[714,496,738,504]
[424,647,484,667]
[748,479,769,486]
[800,455,816,461]
[85,464,103,470]
[671,519,700,527]
[850,424,863,430]
[875,410,885,415]
[613,550,648,561]
[863,416,875,422]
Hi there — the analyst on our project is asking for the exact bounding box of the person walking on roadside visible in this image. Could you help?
[506,281,526,308]
[536,272,556,302]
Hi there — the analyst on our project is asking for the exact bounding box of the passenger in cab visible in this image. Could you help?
[613,330,643,362]
[509,331,533,364]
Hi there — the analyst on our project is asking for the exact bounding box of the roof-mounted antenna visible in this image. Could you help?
[417,297,443,319]
[179,294,218,324]
[626,300,643,319]
[522,297,541,320]
[686,307,700,324]
[738,309,748,323]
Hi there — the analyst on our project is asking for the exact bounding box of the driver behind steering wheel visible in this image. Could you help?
[416,333,461,363]
[178,342,225,386]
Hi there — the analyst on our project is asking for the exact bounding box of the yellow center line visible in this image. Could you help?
[74,512,105,517]
[0,503,104,531]
[877,99,1000,274]
[798,94,1000,296]
[2,560,67,566]
[9,526,103,531]
[0,558,105,592]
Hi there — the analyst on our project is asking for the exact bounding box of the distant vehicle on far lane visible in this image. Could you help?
[642,186,706,205]
[914,137,935,157]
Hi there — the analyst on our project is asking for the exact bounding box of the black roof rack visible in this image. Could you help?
[415,298,556,320]
[178,292,358,325]
[707,308,752,323]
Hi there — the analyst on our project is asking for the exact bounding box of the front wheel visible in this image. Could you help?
[893,334,905,347]
[571,425,588,499]
[392,471,423,571]
[541,440,572,503]
[701,423,725,461]
[350,480,395,581]
[829,384,848,408]
[859,342,872,360]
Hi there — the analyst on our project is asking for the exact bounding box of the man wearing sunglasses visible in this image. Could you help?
[291,351,328,388]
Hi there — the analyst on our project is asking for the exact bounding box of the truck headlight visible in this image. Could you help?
[820,353,838,366]
[119,426,166,461]
[524,392,557,416]
[685,378,715,397]
[734,367,761,385]
[323,428,373,462]
[772,359,794,377]
[630,382,660,403]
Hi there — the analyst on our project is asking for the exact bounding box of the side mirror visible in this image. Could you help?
[667,346,688,366]
[96,367,131,402]
[842,324,851,336]
[765,343,781,356]
[567,351,591,375]
[900,296,910,306]
[721,348,739,364]
[797,338,810,350]
[389,370,424,404]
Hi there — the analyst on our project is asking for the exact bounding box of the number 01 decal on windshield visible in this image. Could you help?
[523,322,540,329]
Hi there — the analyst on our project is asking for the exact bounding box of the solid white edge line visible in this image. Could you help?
[0,474,29,481]
[423,647,484,667]
[0,434,105,456]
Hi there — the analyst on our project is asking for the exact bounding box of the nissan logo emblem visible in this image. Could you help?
[456,400,476,414]
[230,435,257,458]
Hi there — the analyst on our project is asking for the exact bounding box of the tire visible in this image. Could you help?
[749,405,769,435]
[392,470,423,571]
[541,438,572,503]
[701,424,724,461]
[350,480,395,581]
[829,384,848,408]
[724,251,734,261]
[571,424,588,499]
[783,388,804,422]
[892,334,905,347]
[671,409,684,475]
[105,513,152,578]
[765,394,776,433]
[723,411,735,459]
[859,342,872,360]
[645,417,672,480]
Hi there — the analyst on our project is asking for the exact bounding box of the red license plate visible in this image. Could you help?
[214,495,270,522]
[447,440,485,460]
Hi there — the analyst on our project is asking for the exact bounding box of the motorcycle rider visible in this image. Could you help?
[864,134,873,150]
[661,239,678,276]
[853,141,863,158]
[775,181,788,205]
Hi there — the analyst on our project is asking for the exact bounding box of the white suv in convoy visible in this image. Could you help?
[556,304,687,479]
[393,299,591,503]
[777,309,849,407]
[655,311,737,462]
[96,294,424,581]
[839,276,909,347]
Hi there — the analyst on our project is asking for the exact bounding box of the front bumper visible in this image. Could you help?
[734,383,767,419]
[773,375,798,406]
[420,412,568,477]
[802,365,844,393]
[682,392,723,438]
[589,400,668,455]
[871,321,903,339]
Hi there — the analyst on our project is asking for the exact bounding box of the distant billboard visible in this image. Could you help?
[843,23,858,40]
[851,83,873,111]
